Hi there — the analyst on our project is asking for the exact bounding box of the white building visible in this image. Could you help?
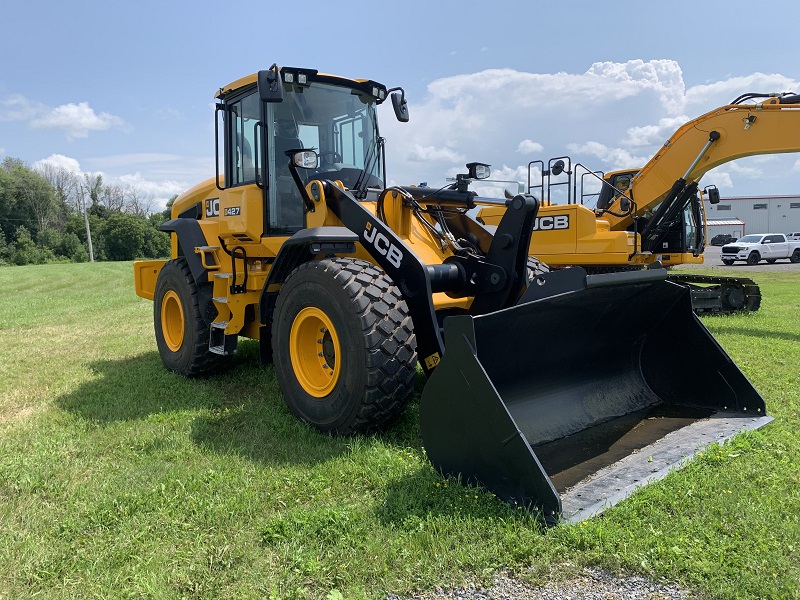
[704,195,800,237]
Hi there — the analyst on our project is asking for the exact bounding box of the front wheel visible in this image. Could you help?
[154,258,227,377]
[746,252,760,265]
[272,258,417,434]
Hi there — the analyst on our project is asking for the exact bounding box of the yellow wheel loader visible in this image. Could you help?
[478,92,800,314]
[134,66,771,523]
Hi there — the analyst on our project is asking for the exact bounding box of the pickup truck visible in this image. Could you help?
[721,233,800,265]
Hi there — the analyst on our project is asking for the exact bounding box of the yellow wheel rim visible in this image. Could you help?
[161,290,185,352]
[289,307,342,398]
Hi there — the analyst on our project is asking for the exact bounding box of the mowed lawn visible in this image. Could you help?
[1,262,798,599]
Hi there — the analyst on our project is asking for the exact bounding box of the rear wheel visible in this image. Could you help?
[722,259,735,266]
[791,249,800,264]
[272,258,417,434]
[154,258,227,376]
[746,252,760,265]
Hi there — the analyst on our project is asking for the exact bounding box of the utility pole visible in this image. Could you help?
[78,180,95,262]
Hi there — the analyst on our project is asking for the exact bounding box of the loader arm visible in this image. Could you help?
[318,180,541,374]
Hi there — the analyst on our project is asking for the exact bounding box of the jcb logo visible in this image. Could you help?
[205,198,220,218]
[532,215,569,231]
[363,221,404,269]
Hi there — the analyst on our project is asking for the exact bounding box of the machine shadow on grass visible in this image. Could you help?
[56,341,428,468]
[710,325,800,344]
[376,466,547,530]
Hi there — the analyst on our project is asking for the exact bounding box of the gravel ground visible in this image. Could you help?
[385,568,700,600]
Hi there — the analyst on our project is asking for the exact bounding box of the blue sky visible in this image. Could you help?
[2,0,799,211]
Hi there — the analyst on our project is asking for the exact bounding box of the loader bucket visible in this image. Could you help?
[420,267,771,524]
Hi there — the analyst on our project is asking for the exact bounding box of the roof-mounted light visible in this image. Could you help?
[298,73,308,85]
[284,72,294,83]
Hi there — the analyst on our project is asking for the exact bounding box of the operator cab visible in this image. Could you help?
[215,66,407,238]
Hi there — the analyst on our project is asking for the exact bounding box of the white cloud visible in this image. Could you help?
[407,144,464,163]
[380,60,800,199]
[567,141,649,169]
[703,170,734,190]
[586,59,686,113]
[727,162,763,178]
[31,153,188,212]
[685,74,800,109]
[31,101,125,140]
[0,94,126,140]
[621,115,689,147]
[117,172,186,200]
[517,139,544,154]
[0,94,42,121]
[33,153,83,174]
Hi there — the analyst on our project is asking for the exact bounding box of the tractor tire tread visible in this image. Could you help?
[155,258,228,378]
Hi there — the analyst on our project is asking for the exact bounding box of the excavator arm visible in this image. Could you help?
[604,93,800,231]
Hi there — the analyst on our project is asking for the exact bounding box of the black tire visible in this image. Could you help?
[746,252,760,266]
[153,258,227,377]
[766,258,778,264]
[271,257,417,434]
[722,259,735,266]
[791,249,800,264]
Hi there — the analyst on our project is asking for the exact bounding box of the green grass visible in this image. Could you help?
[1,262,798,599]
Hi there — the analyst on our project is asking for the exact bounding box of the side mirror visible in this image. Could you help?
[258,64,284,103]
[619,197,631,212]
[704,185,720,205]
[391,91,409,122]
[293,150,318,169]
[550,159,565,177]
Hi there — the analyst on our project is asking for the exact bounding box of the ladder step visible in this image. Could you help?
[209,322,237,356]
[215,272,233,279]
[197,245,220,251]
[212,297,228,304]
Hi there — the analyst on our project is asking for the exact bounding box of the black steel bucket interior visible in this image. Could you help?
[420,273,766,518]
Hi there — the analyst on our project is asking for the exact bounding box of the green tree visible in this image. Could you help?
[101,212,147,261]
[58,232,89,262]
[12,226,53,265]
[142,226,171,259]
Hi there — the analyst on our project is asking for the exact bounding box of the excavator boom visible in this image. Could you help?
[478,92,800,315]
[611,93,800,231]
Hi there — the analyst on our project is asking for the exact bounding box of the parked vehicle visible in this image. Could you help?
[788,232,800,241]
[721,233,800,265]
[711,233,736,246]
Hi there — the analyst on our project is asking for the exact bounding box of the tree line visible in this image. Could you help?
[0,157,174,266]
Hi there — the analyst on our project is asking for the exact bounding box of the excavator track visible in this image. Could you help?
[583,268,761,315]
[667,274,761,315]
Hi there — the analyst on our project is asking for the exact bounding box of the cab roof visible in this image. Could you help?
[215,67,387,100]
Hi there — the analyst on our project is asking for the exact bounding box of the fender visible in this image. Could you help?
[258,226,358,364]
[158,218,212,285]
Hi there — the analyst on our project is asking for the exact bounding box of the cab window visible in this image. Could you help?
[227,92,260,187]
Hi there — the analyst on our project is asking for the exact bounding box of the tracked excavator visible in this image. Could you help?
[134,66,771,523]
[478,92,800,314]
